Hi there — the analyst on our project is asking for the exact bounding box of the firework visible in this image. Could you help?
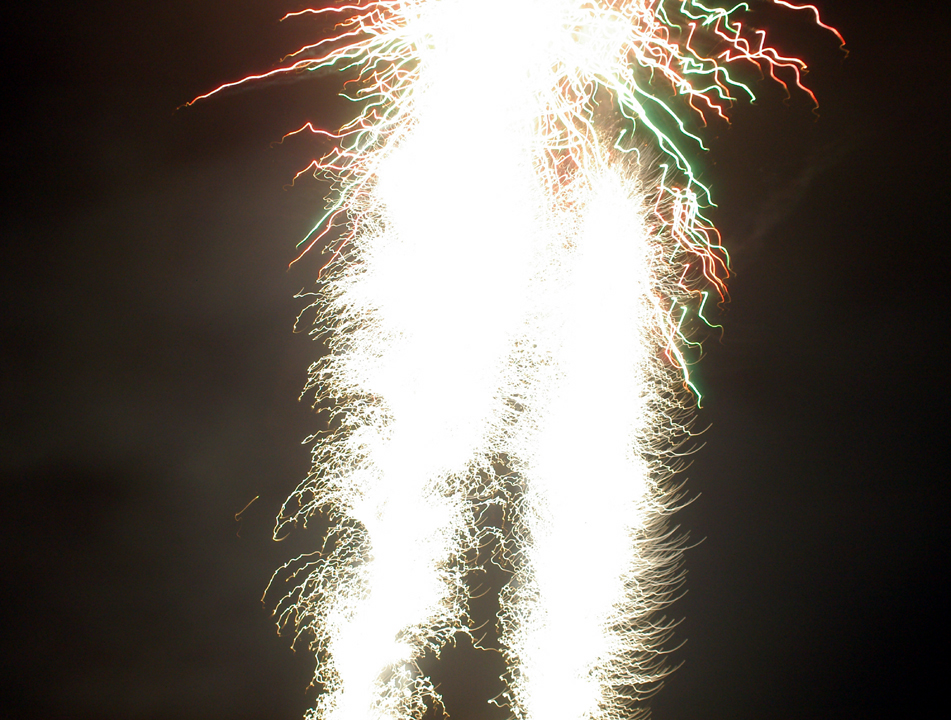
[192,2,840,719]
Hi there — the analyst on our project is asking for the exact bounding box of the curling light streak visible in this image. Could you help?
[192,2,840,719]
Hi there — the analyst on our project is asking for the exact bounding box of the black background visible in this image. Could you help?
[3,2,948,719]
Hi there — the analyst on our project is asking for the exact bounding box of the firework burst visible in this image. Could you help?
[192,2,841,719]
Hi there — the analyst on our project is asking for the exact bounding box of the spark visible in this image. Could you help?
[193,2,840,719]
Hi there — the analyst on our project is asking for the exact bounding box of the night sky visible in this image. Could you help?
[3,2,948,719]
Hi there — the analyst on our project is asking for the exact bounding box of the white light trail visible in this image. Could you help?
[499,164,692,720]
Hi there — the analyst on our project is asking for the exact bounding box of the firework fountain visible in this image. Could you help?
[192,2,841,719]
